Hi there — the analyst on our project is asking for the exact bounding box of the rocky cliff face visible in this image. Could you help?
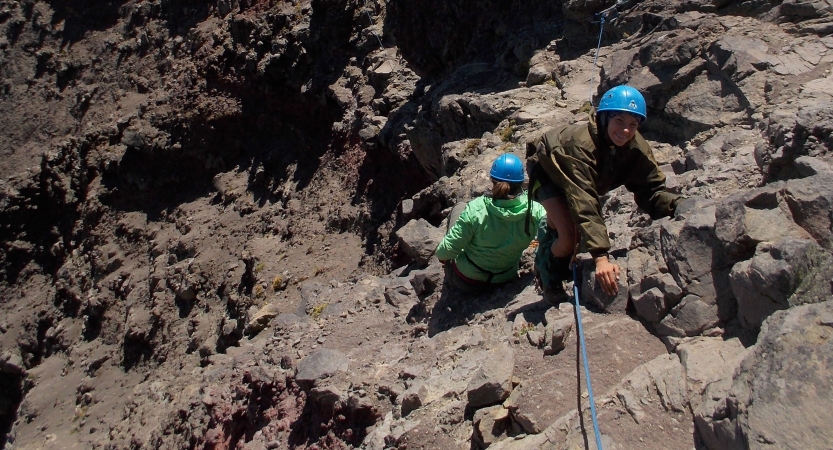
[1,0,831,449]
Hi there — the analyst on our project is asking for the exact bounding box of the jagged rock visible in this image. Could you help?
[628,225,684,324]
[0,351,26,375]
[758,72,833,179]
[400,198,415,217]
[793,155,833,177]
[696,301,833,449]
[631,283,676,323]
[784,172,833,250]
[165,259,199,301]
[473,405,510,447]
[466,344,515,408]
[543,306,574,355]
[655,295,720,338]
[582,255,629,313]
[362,411,396,450]
[706,36,769,82]
[525,329,545,348]
[525,63,553,86]
[663,201,734,322]
[730,238,832,329]
[295,348,349,390]
[400,379,427,417]
[677,336,749,413]
[245,303,281,335]
[384,282,415,307]
[692,376,741,449]
[309,375,349,412]
[351,277,388,307]
[716,185,812,261]
[502,382,542,435]
[296,281,333,315]
[511,313,531,336]
[394,219,445,266]
[408,264,444,297]
[618,353,688,415]
[503,284,550,319]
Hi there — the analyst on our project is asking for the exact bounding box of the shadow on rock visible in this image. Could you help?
[427,274,535,337]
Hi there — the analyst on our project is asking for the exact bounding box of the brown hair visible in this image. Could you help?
[491,180,523,200]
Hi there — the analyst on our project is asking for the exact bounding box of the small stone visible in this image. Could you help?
[493,407,510,421]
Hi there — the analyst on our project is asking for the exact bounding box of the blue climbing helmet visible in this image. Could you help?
[490,153,525,184]
[597,85,647,122]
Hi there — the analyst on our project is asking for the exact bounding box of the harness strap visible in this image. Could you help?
[463,253,514,284]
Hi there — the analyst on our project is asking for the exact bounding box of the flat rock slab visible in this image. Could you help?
[295,348,349,389]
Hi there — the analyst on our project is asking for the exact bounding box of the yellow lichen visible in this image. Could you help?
[272,275,287,291]
[310,303,328,320]
[499,120,516,142]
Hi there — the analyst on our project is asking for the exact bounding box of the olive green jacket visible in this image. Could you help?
[528,112,681,257]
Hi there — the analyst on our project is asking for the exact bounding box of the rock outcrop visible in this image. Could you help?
[1,1,832,449]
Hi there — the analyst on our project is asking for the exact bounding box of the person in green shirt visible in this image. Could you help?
[436,153,547,292]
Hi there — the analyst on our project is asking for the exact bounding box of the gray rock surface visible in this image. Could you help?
[394,219,445,267]
[696,301,833,449]
[730,238,832,329]
[295,348,349,389]
[466,344,515,408]
[2,1,833,449]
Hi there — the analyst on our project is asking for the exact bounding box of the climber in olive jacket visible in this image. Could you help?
[527,85,681,295]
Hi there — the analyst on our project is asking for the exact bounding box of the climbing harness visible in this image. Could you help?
[588,0,628,103]
[572,262,604,450]
[463,253,514,284]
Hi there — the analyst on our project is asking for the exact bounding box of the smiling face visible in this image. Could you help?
[606,113,641,147]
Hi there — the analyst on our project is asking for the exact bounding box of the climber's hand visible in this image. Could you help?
[594,255,620,296]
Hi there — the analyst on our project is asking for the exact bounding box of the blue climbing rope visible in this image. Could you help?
[363,0,384,47]
[588,14,606,104]
[572,263,603,450]
[588,0,627,104]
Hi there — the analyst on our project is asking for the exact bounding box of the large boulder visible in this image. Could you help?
[394,218,445,266]
[715,184,811,262]
[661,201,734,328]
[784,172,833,251]
[729,238,832,329]
[295,348,350,390]
[628,224,684,324]
[695,301,833,449]
[466,343,515,408]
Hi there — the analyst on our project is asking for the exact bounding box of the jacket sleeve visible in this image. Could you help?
[625,136,682,219]
[535,128,612,257]
[435,206,476,261]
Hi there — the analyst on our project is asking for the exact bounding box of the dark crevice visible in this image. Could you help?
[0,372,25,450]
